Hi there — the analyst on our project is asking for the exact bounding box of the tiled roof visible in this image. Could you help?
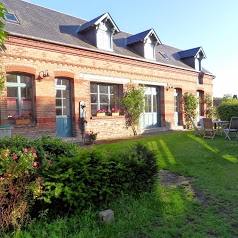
[178,47,206,59]
[1,0,212,74]
[126,28,161,45]
[78,12,119,33]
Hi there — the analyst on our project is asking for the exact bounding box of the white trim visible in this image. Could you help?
[80,73,130,84]
[133,80,167,87]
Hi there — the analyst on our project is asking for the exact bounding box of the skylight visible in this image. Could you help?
[160,52,169,60]
[4,13,19,23]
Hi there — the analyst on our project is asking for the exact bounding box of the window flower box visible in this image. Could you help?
[111,108,120,116]
[15,119,31,125]
[96,109,106,117]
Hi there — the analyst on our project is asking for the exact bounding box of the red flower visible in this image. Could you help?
[33,161,39,168]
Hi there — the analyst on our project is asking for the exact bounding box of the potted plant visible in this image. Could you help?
[111,108,120,116]
[84,130,98,144]
[15,114,31,125]
[96,109,106,117]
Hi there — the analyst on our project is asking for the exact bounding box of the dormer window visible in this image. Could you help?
[77,12,119,52]
[144,37,156,60]
[96,21,113,51]
[126,29,161,60]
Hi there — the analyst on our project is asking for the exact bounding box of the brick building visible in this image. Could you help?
[0,0,214,141]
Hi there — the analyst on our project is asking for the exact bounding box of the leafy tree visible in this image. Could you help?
[121,83,145,135]
[183,92,198,129]
[0,2,7,94]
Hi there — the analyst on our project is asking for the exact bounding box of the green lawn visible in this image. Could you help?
[9,131,238,238]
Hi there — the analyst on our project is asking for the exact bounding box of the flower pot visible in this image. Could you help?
[15,119,30,125]
[96,112,106,117]
[112,112,119,116]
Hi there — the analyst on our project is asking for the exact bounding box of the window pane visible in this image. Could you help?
[145,95,151,112]
[63,108,70,116]
[56,90,61,98]
[91,104,97,116]
[21,99,32,110]
[6,75,17,83]
[100,95,108,104]
[90,84,97,93]
[91,94,97,103]
[99,85,108,94]
[61,79,69,87]
[63,90,69,98]
[20,75,32,84]
[7,87,18,97]
[64,99,70,108]
[153,95,157,112]
[56,99,62,107]
[56,108,62,115]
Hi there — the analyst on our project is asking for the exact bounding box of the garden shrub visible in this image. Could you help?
[0,147,46,232]
[38,143,158,214]
[0,139,158,230]
[216,101,238,121]
[32,136,80,162]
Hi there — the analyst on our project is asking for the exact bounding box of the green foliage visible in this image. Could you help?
[121,83,145,135]
[216,101,238,121]
[0,147,43,232]
[0,2,7,46]
[204,93,213,117]
[182,92,198,129]
[32,135,79,161]
[38,143,158,214]
[0,2,8,94]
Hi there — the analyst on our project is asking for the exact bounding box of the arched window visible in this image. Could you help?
[6,73,34,122]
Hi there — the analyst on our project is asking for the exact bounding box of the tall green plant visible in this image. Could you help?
[121,83,145,135]
[183,92,198,129]
[0,3,8,105]
[204,93,213,118]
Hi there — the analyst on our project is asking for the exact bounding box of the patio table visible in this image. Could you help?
[212,120,229,136]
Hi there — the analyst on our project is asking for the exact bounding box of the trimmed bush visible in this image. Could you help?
[216,102,238,121]
[38,143,158,213]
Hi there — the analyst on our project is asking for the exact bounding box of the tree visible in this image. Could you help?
[121,83,145,135]
[0,2,8,94]
[183,92,199,129]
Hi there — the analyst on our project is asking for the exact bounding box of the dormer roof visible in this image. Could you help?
[77,12,119,34]
[178,47,206,59]
[126,28,161,45]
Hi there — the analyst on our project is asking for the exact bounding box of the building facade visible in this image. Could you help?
[0,0,214,141]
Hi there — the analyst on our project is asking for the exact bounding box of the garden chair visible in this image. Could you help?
[203,118,216,139]
[189,115,203,137]
[223,117,238,140]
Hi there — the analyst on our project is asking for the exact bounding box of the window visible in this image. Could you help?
[6,74,34,122]
[96,21,112,51]
[90,83,122,116]
[160,52,170,60]
[144,37,156,60]
[4,13,19,23]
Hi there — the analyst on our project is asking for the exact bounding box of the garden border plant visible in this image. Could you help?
[0,135,158,233]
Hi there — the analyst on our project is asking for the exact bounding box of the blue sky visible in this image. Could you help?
[25,0,238,97]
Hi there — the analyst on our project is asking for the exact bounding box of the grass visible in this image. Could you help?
[6,131,238,238]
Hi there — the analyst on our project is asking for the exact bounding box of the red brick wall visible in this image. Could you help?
[0,35,214,140]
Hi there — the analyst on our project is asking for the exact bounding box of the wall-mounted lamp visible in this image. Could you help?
[165,84,173,91]
[38,70,50,81]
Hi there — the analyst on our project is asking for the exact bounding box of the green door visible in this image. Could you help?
[55,78,73,137]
